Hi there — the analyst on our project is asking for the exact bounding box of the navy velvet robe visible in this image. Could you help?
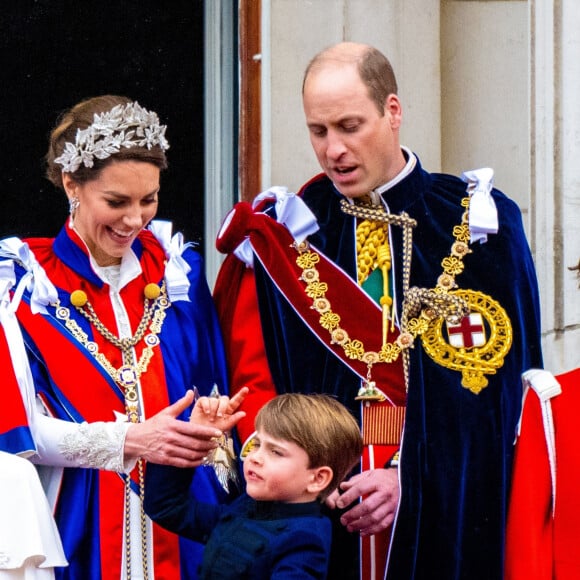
[250,157,542,579]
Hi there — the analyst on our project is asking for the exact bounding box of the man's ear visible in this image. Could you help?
[307,466,333,494]
[385,93,402,129]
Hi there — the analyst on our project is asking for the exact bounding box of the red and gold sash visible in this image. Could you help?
[217,201,407,427]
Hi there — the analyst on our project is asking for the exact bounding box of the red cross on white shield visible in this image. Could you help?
[446,312,486,348]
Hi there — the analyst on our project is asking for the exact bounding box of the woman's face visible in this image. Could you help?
[63,160,160,266]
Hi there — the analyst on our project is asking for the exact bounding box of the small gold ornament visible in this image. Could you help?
[144,283,161,300]
[240,433,258,460]
[70,289,88,307]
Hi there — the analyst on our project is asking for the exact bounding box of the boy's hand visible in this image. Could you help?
[190,386,249,432]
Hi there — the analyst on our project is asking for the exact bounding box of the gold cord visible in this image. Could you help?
[356,220,394,344]
[356,220,387,285]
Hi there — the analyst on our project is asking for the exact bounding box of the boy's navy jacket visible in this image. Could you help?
[144,463,332,579]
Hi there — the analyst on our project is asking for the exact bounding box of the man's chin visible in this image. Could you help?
[333,184,369,199]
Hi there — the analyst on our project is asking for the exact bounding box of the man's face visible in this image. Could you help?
[303,63,403,199]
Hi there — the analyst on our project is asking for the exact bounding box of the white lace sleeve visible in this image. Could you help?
[59,421,130,472]
[31,413,134,474]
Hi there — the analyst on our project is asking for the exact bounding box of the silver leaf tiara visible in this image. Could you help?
[54,101,170,173]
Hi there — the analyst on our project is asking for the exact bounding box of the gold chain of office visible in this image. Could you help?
[54,281,170,580]
[293,197,472,391]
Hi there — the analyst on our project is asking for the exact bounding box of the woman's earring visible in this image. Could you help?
[69,196,80,215]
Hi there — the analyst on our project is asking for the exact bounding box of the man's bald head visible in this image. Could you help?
[303,42,398,115]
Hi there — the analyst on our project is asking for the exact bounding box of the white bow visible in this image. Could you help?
[234,186,319,267]
[0,237,58,314]
[148,220,192,302]
[461,168,498,244]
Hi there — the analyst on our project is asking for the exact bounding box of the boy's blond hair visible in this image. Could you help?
[255,393,363,500]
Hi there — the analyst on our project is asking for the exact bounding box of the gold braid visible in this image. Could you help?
[356,220,394,344]
[356,220,387,285]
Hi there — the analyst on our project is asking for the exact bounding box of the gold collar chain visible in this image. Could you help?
[54,282,170,580]
[293,197,472,395]
[55,282,170,422]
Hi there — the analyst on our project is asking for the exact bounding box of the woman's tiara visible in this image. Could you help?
[54,101,169,173]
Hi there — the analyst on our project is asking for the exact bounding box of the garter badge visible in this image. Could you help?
[240,431,258,461]
[421,289,512,394]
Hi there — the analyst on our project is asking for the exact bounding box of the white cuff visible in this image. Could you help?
[58,421,130,473]
[32,413,131,473]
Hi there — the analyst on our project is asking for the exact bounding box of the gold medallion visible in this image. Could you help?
[421,289,512,393]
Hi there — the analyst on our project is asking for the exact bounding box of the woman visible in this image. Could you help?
[0,95,230,579]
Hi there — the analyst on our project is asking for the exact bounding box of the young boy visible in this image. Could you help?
[144,391,363,579]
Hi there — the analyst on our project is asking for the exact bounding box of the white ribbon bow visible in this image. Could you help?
[233,186,320,267]
[461,168,498,244]
[0,237,58,314]
[148,220,192,302]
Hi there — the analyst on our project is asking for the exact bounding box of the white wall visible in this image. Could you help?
[440,1,529,214]
[530,0,580,373]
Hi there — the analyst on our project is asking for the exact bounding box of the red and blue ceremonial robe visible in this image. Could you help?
[0,221,229,579]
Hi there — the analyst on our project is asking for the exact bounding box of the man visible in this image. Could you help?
[214,42,542,579]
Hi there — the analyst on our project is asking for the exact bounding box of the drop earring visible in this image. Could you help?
[69,196,80,215]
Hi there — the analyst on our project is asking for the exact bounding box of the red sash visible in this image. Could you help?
[217,202,406,407]
[218,202,405,579]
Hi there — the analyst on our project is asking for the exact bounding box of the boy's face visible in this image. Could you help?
[243,429,321,503]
